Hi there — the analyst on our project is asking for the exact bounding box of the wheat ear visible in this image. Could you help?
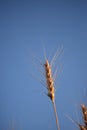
[32,48,61,130]
[44,59,60,130]
[81,104,87,129]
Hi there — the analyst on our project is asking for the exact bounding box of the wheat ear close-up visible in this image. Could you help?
[44,59,60,130]
[32,47,63,130]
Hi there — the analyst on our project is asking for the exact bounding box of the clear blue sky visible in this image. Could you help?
[0,0,87,130]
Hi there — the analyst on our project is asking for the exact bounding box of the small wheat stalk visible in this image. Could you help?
[44,59,60,130]
[32,47,63,130]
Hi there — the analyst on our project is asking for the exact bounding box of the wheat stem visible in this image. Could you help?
[52,101,60,130]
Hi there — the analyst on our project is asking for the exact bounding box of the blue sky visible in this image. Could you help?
[0,0,87,130]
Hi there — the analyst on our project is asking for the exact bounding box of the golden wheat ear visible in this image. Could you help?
[32,47,61,130]
[81,104,87,128]
[44,57,60,130]
[43,47,63,130]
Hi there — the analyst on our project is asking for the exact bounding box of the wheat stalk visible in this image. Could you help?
[32,47,63,130]
[44,59,60,130]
